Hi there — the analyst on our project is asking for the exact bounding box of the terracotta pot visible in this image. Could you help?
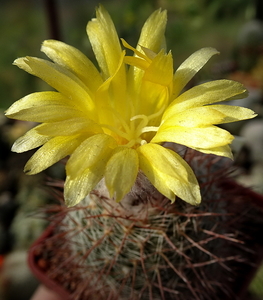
[28,180,263,300]
[28,225,70,299]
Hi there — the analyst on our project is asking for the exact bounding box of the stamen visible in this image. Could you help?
[99,101,166,148]
[147,104,166,121]
[130,104,166,137]
[130,114,149,137]
[130,114,148,125]
[141,126,159,134]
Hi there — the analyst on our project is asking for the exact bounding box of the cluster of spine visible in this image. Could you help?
[37,150,263,300]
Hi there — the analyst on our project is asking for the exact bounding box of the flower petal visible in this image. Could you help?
[41,40,103,94]
[66,133,117,179]
[36,118,102,136]
[164,80,247,120]
[87,6,127,122]
[127,50,173,118]
[86,5,123,79]
[13,57,96,116]
[5,92,85,122]
[64,169,101,207]
[126,9,167,99]
[124,55,150,70]
[65,133,117,206]
[194,145,233,159]
[122,39,149,63]
[173,47,219,97]
[94,51,130,125]
[162,106,226,128]
[136,9,167,53]
[163,105,256,128]
[11,125,51,153]
[152,125,234,149]
[138,80,169,119]
[143,50,173,87]
[137,143,201,205]
[207,104,257,123]
[24,135,85,174]
[105,147,139,202]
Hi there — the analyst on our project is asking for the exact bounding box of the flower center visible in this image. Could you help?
[100,106,165,148]
[126,114,159,147]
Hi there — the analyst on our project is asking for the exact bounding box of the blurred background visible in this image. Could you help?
[1,0,263,299]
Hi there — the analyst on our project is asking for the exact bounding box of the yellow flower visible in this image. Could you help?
[6,6,256,207]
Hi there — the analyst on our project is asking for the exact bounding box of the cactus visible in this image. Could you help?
[6,5,260,299]
[32,149,263,300]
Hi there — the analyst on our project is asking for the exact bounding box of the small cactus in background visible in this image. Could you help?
[32,150,263,300]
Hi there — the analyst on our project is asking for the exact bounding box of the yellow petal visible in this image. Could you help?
[86,5,123,79]
[13,57,96,116]
[173,47,219,97]
[65,133,117,206]
[66,133,117,179]
[41,40,103,94]
[5,92,85,122]
[162,106,226,128]
[137,143,201,205]
[152,125,234,149]
[128,9,167,96]
[127,51,173,118]
[11,125,51,153]
[122,39,150,62]
[105,147,139,202]
[143,50,173,87]
[141,46,158,60]
[94,51,129,125]
[24,135,85,174]
[64,169,103,207]
[208,105,257,123]
[136,9,167,53]
[124,56,150,70]
[193,145,233,159]
[138,80,169,118]
[164,80,247,120]
[36,118,102,136]
[6,91,73,113]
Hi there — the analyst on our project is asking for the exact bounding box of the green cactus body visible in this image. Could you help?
[33,151,263,300]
